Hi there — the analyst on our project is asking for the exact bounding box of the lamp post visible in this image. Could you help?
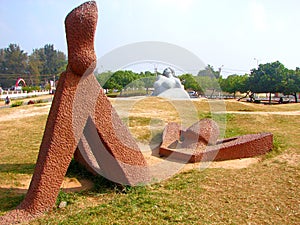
[218,65,224,78]
[254,58,260,68]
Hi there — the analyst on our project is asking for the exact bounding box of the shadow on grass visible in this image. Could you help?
[0,189,25,215]
[0,163,35,174]
[66,159,134,194]
[0,159,139,215]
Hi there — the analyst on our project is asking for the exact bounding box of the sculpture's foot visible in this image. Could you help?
[0,209,37,225]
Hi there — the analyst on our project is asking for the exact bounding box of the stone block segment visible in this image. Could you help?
[159,121,273,163]
[181,119,220,149]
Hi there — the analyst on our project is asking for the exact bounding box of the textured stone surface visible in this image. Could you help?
[159,121,273,163]
[73,85,149,185]
[0,1,148,224]
[65,1,97,76]
[181,119,220,149]
[160,122,181,150]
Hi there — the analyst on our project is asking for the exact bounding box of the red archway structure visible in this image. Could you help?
[15,78,26,87]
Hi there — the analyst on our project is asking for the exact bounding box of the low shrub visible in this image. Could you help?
[120,90,147,97]
[106,93,119,98]
[11,101,23,107]
[36,99,45,104]
[22,86,41,93]
[27,100,35,105]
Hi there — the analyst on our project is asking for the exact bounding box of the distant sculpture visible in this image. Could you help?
[152,67,189,98]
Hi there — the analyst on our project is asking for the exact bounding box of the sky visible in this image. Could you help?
[0,0,300,76]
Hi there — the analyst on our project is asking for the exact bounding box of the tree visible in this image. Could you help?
[194,75,221,97]
[197,65,223,97]
[198,65,221,79]
[116,70,138,91]
[96,71,114,89]
[0,43,67,88]
[28,49,43,86]
[101,70,138,92]
[179,74,203,93]
[282,69,300,103]
[238,74,250,94]
[249,61,287,104]
[140,71,156,95]
[220,74,249,98]
[41,44,67,76]
[0,49,5,72]
[96,70,156,95]
[1,44,28,74]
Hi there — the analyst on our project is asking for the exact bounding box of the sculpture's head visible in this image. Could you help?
[65,1,98,76]
[162,67,175,78]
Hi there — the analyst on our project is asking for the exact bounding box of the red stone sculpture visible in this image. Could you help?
[0,1,148,224]
[159,120,273,163]
[181,119,220,149]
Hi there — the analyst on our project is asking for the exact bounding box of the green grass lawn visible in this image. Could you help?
[0,99,299,224]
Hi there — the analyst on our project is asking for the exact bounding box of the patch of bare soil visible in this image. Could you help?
[182,158,261,171]
[60,178,94,193]
[0,177,94,194]
[0,104,51,122]
[274,153,300,166]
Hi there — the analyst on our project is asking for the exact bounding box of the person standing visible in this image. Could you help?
[5,96,10,105]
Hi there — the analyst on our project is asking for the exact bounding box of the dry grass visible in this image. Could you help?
[0,98,299,224]
[114,97,227,143]
[224,99,300,112]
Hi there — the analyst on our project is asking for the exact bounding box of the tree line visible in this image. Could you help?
[96,61,300,103]
[177,62,299,103]
[171,63,299,103]
[96,70,157,96]
[1,43,298,103]
[0,43,67,88]
[95,65,222,96]
[219,61,300,103]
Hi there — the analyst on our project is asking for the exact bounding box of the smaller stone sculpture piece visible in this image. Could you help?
[159,119,273,163]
